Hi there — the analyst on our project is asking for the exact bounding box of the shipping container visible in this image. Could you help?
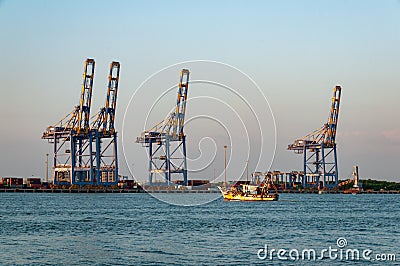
[27,178,42,188]
[1,177,23,188]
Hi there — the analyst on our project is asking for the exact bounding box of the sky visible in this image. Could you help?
[0,0,399,182]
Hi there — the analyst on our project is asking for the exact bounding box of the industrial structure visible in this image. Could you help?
[42,59,121,187]
[287,86,342,188]
[136,69,190,185]
[251,171,304,189]
[338,165,362,193]
[90,61,120,186]
[352,165,360,189]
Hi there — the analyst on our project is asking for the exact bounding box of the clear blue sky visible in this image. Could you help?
[0,0,399,181]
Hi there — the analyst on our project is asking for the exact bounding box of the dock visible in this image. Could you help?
[0,188,399,194]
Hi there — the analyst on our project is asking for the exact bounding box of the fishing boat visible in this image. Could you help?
[218,179,279,201]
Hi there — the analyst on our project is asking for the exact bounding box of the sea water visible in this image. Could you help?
[0,193,399,265]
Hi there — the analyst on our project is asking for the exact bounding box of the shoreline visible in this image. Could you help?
[0,188,399,194]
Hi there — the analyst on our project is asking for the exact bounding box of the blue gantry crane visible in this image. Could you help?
[287,86,342,188]
[42,59,120,187]
[136,69,190,185]
[90,61,121,186]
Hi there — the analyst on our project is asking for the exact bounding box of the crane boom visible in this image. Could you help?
[91,61,120,134]
[324,85,341,146]
[102,61,120,134]
[42,59,95,139]
[137,69,190,143]
[172,69,189,139]
[288,85,342,150]
[77,58,95,134]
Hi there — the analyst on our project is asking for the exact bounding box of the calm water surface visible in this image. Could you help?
[0,193,399,265]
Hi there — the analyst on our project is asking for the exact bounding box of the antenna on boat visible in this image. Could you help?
[246,160,249,183]
[224,145,228,188]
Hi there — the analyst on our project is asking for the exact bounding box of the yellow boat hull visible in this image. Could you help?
[221,192,279,201]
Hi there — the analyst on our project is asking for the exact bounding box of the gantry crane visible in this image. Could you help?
[42,59,95,186]
[90,61,121,186]
[136,69,190,185]
[288,86,342,188]
[42,59,121,187]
